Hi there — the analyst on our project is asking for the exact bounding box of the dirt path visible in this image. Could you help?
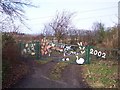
[13,61,68,88]
[12,57,90,88]
[61,64,90,88]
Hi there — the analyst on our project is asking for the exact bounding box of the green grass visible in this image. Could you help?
[82,60,118,88]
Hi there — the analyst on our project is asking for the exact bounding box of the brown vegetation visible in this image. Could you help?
[2,33,29,89]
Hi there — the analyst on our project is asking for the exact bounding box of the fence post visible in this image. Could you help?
[85,45,91,64]
[39,41,41,58]
[18,41,24,54]
[35,41,40,60]
[18,41,22,50]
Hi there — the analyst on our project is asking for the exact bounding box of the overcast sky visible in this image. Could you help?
[21,0,119,34]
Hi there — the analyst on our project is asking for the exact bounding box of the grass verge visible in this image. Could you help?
[2,59,29,88]
[82,59,118,88]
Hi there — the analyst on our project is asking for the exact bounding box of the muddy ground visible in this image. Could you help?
[12,55,90,88]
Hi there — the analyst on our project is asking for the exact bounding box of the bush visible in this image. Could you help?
[2,33,29,88]
[2,33,21,61]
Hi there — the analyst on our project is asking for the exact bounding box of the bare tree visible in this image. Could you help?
[77,29,85,42]
[68,28,78,44]
[0,0,36,32]
[49,11,75,43]
[42,24,55,42]
[0,17,21,32]
[43,24,54,37]
[0,0,36,18]
[92,22,106,43]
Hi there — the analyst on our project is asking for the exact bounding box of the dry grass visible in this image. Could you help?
[49,62,68,80]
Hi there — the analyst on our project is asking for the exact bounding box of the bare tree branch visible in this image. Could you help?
[0,0,36,32]
[48,11,75,43]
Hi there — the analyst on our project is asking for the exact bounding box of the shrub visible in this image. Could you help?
[2,33,29,88]
[2,33,21,61]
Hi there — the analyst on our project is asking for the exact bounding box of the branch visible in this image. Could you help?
[12,1,38,8]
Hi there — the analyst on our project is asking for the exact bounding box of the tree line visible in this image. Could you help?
[0,1,118,49]
[42,11,118,49]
